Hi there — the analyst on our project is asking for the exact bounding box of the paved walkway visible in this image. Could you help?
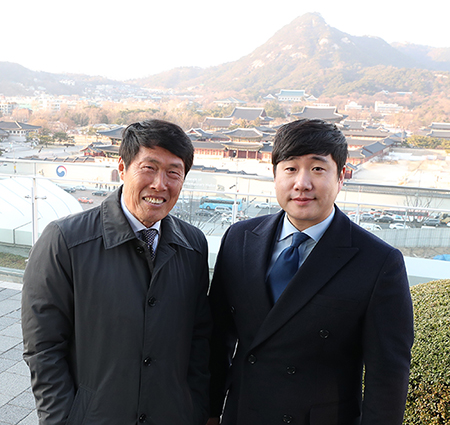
[0,281,37,425]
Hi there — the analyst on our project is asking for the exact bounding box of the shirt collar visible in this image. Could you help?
[279,207,335,243]
[120,193,161,235]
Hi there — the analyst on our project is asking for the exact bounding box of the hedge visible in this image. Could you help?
[404,279,450,424]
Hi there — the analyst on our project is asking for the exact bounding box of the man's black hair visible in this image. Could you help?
[272,119,348,175]
[119,119,194,175]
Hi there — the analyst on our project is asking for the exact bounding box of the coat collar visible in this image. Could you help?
[242,210,285,325]
[249,207,360,350]
[101,186,194,253]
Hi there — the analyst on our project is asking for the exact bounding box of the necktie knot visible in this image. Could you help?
[291,231,310,248]
[140,228,158,260]
[267,231,310,303]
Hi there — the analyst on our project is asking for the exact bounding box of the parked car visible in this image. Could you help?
[214,205,232,213]
[78,197,93,204]
[361,223,382,231]
[389,223,410,230]
[422,218,440,227]
[255,202,277,209]
[374,215,394,223]
[195,209,214,217]
[74,185,86,191]
[360,213,374,221]
[92,190,108,196]
[63,186,76,193]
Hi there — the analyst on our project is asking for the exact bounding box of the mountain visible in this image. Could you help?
[392,43,450,72]
[132,13,450,97]
[1,13,450,99]
[0,62,120,96]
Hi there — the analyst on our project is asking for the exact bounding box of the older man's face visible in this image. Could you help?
[119,146,185,227]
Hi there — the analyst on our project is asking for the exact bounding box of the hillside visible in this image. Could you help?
[1,13,450,99]
[0,62,120,96]
[132,13,450,97]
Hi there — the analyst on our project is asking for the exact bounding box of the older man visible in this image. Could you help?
[22,119,211,425]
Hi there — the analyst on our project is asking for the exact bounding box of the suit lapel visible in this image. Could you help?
[241,211,284,325]
[250,208,359,350]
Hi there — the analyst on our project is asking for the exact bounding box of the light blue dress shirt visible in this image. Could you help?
[120,194,161,252]
[267,208,336,276]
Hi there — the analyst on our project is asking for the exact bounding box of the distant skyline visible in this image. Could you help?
[3,1,448,81]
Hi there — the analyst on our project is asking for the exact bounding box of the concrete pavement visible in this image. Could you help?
[0,281,37,425]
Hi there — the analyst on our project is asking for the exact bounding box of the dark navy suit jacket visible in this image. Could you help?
[209,207,413,425]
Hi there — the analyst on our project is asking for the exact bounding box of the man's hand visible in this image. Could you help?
[206,418,220,425]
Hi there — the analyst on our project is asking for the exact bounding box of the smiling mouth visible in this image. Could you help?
[143,196,165,205]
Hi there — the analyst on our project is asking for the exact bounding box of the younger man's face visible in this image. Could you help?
[274,153,345,231]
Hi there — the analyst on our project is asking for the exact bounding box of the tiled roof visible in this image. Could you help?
[203,117,233,127]
[429,122,450,130]
[427,130,450,139]
[229,107,267,121]
[291,106,343,121]
[223,128,264,140]
[221,141,263,151]
[362,141,389,156]
[0,121,41,130]
[276,90,306,98]
[97,126,126,139]
[192,140,225,150]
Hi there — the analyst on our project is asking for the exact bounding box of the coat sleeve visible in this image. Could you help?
[187,235,213,425]
[208,228,238,418]
[361,248,414,425]
[21,222,76,425]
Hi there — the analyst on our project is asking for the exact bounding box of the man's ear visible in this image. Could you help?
[118,157,125,179]
[338,166,346,189]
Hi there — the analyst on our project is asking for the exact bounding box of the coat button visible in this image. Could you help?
[286,366,296,375]
[248,354,257,364]
[283,414,293,423]
[230,306,236,314]
[137,246,145,254]
[143,357,152,366]
[139,414,146,422]
[319,329,330,339]
[148,297,157,307]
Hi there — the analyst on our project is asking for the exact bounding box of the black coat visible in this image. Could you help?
[22,188,211,425]
[209,207,413,425]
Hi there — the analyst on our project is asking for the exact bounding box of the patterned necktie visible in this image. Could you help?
[140,228,158,261]
[267,232,310,303]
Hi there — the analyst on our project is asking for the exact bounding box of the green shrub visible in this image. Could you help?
[404,279,450,424]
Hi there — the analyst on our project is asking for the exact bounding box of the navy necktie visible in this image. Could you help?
[267,232,310,303]
[140,229,158,260]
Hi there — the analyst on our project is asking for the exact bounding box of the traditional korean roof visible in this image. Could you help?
[228,107,268,121]
[213,97,246,105]
[255,126,277,134]
[429,122,450,130]
[291,106,343,122]
[96,145,120,155]
[0,121,41,131]
[276,90,306,98]
[361,141,390,157]
[427,130,450,139]
[192,140,225,150]
[223,128,264,140]
[340,120,366,130]
[221,141,264,152]
[97,126,126,140]
[342,128,389,138]
[187,128,214,139]
[203,117,233,128]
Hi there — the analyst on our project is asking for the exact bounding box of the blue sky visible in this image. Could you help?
[2,0,448,80]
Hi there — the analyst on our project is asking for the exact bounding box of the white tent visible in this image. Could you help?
[0,177,83,246]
